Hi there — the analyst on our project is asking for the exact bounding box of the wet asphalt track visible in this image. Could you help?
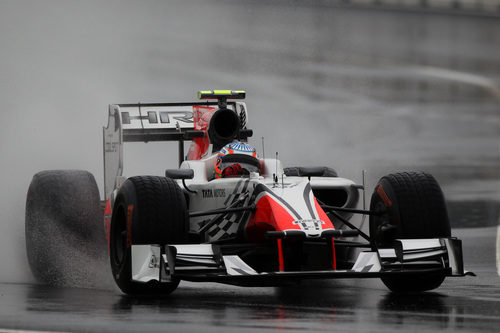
[0,227,497,332]
[1,0,500,332]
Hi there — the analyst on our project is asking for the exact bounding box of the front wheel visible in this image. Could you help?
[369,171,451,293]
[110,176,188,295]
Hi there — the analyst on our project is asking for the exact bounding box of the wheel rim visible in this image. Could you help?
[111,203,127,266]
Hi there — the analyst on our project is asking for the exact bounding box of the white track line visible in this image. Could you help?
[497,225,500,277]
[0,329,68,333]
[409,65,500,101]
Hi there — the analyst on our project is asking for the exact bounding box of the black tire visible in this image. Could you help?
[25,170,107,287]
[369,171,451,293]
[110,176,188,295]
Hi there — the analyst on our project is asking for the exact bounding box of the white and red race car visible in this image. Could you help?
[26,90,471,294]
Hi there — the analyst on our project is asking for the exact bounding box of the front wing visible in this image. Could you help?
[130,237,469,286]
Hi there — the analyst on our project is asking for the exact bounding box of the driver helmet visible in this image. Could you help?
[215,142,260,178]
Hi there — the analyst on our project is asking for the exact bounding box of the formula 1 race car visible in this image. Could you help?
[25,90,471,294]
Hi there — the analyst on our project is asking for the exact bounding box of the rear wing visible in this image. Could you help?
[103,101,248,200]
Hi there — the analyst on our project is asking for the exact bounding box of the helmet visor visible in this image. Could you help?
[220,154,260,175]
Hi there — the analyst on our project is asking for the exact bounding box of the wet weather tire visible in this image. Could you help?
[110,176,188,295]
[25,170,106,287]
[369,171,451,293]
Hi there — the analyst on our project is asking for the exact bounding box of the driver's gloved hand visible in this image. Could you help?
[222,163,244,177]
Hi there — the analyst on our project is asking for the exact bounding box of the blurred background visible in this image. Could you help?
[0,0,498,283]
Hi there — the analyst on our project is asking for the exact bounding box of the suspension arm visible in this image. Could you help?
[323,209,371,242]
[320,204,383,216]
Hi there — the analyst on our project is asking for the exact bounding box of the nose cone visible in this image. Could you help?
[245,181,333,241]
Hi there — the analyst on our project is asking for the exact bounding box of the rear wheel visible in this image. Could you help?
[369,171,451,293]
[110,176,188,295]
[25,170,106,287]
